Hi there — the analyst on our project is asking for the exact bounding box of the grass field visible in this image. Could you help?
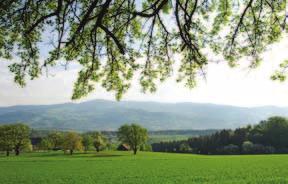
[1,151,288,184]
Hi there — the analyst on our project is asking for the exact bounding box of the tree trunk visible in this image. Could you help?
[6,150,9,156]
[96,147,100,152]
[70,150,73,155]
[133,148,137,155]
[15,148,20,156]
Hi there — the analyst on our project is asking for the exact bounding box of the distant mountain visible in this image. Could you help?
[0,100,288,131]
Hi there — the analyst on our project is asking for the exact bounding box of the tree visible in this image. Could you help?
[179,142,192,153]
[231,127,249,148]
[242,141,254,154]
[62,132,83,155]
[39,138,53,151]
[47,132,64,150]
[255,116,288,149]
[117,124,148,155]
[1,0,287,100]
[91,132,107,152]
[140,144,153,152]
[0,125,13,156]
[82,134,93,153]
[219,144,239,155]
[9,124,31,156]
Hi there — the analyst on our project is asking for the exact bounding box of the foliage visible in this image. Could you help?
[242,141,254,154]
[0,125,14,156]
[10,124,30,156]
[250,116,288,149]
[62,132,83,155]
[47,132,64,150]
[178,142,192,153]
[118,124,148,154]
[140,144,152,152]
[152,140,189,153]
[242,141,275,154]
[218,144,239,155]
[152,116,288,155]
[90,131,107,152]
[39,138,53,151]
[1,0,287,100]
[0,124,31,156]
[106,143,118,151]
[81,134,93,153]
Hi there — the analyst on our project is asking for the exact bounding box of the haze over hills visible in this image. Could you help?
[0,99,288,131]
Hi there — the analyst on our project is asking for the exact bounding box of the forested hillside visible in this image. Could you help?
[0,100,288,131]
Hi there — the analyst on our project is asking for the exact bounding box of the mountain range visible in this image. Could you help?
[0,100,288,131]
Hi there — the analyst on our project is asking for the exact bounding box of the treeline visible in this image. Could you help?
[149,129,218,136]
[0,124,109,156]
[152,116,288,155]
[0,123,149,156]
[39,131,108,155]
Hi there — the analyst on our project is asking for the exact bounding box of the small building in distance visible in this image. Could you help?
[117,144,130,151]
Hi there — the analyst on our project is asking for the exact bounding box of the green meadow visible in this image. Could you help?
[0,151,288,184]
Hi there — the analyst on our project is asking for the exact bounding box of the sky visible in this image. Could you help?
[1,37,288,107]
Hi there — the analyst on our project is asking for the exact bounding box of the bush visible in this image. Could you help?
[275,147,288,154]
[242,141,275,154]
[218,144,239,155]
[140,144,152,152]
[242,141,254,154]
[106,143,118,151]
[179,143,192,153]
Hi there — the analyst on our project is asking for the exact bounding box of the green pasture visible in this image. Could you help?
[0,151,287,184]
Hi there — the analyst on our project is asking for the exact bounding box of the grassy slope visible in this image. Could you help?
[0,151,288,184]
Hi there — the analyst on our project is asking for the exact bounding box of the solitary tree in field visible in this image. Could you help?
[62,132,83,155]
[91,132,107,152]
[0,124,31,156]
[117,124,148,155]
[10,124,31,156]
[1,0,287,100]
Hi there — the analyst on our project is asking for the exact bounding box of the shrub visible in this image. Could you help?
[140,144,152,152]
[242,142,275,154]
[242,141,254,154]
[179,143,192,153]
[218,144,239,155]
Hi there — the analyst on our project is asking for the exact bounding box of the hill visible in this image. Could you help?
[0,100,288,131]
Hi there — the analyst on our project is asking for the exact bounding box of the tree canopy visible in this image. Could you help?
[117,123,148,154]
[1,0,287,99]
[47,131,64,150]
[152,116,288,154]
[90,131,107,152]
[62,132,83,155]
[0,125,14,156]
[0,124,31,156]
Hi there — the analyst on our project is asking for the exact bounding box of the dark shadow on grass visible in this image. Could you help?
[27,152,124,158]
[27,152,67,157]
[93,154,123,157]
[72,152,124,158]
